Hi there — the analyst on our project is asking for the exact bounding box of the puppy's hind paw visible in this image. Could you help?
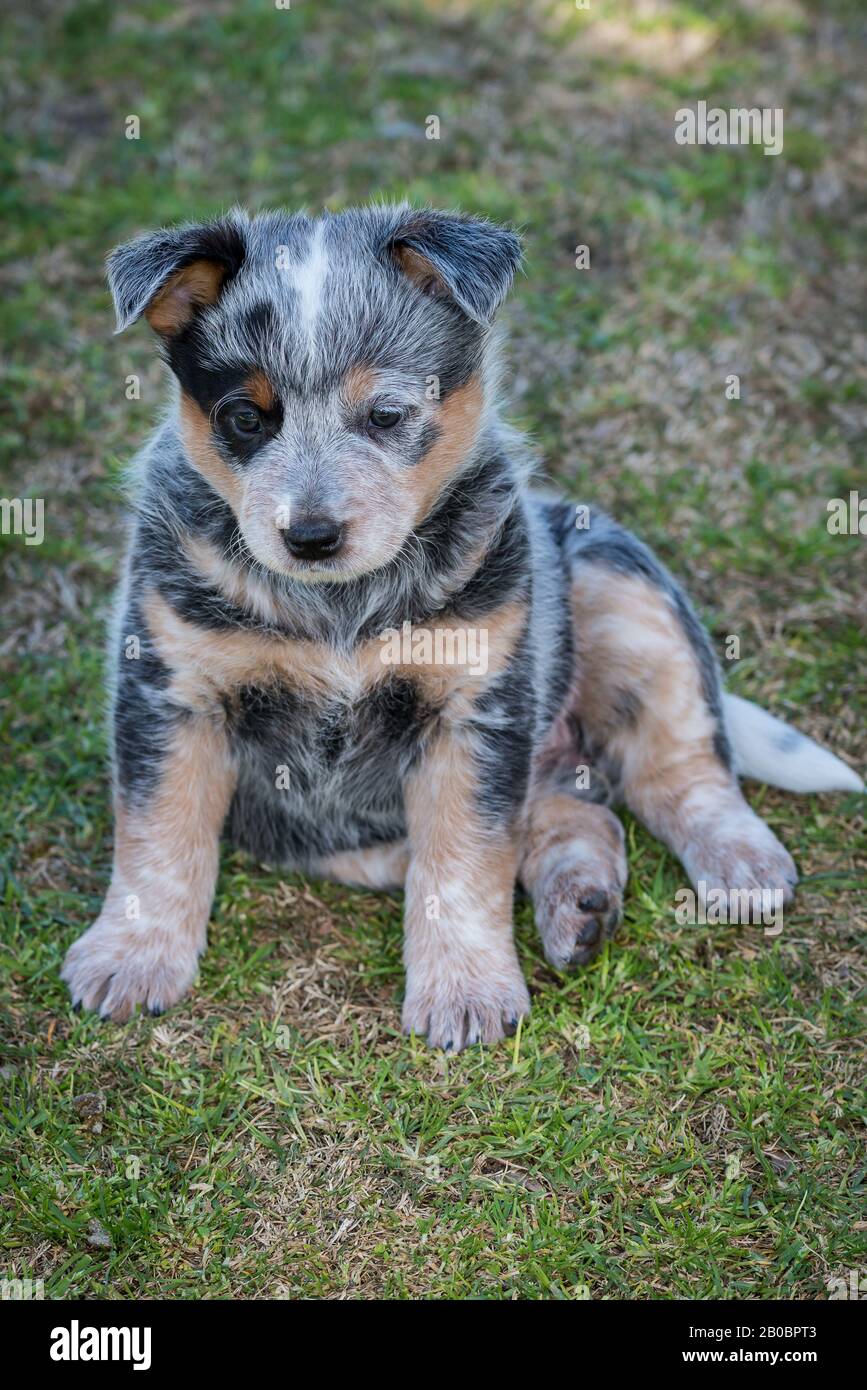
[681,813,798,916]
[533,868,624,970]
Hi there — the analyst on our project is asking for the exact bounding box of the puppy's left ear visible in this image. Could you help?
[106,212,248,335]
[387,208,522,325]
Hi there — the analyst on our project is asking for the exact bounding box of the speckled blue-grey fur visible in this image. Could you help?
[106,204,732,871]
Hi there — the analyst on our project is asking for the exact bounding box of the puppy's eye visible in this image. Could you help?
[368,406,402,430]
[226,405,263,438]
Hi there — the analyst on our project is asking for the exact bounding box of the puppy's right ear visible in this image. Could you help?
[107,212,248,335]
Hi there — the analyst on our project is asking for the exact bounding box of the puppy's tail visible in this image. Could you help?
[723,693,863,793]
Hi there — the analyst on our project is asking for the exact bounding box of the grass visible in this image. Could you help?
[0,0,864,1299]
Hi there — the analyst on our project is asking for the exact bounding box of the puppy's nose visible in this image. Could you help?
[281,515,343,561]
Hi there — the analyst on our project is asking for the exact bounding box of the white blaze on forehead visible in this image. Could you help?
[291,220,329,355]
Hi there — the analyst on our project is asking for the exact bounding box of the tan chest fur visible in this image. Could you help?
[142,574,527,723]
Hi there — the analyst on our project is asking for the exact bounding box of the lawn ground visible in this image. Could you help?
[0,0,865,1298]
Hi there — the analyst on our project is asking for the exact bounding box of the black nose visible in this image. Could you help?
[281,516,343,561]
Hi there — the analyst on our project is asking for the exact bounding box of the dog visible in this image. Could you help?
[61,205,863,1049]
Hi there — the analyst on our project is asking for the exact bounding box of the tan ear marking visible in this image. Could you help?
[393,244,449,298]
[145,260,226,334]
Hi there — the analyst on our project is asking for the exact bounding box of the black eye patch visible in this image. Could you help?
[215,397,280,460]
[224,403,264,438]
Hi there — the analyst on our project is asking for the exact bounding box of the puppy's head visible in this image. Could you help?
[109,205,522,580]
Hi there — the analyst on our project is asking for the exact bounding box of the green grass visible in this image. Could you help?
[1,0,864,1299]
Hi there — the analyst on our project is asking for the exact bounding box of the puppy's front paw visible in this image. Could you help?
[402,963,530,1052]
[62,915,201,1022]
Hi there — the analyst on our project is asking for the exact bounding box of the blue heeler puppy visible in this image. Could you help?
[62,205,864,1049]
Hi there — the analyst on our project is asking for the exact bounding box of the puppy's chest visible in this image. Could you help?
[223,666,438,792]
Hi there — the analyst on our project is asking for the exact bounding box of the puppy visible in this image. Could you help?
[62,205,863,1048]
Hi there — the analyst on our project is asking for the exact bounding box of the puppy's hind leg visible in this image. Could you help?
[566,516,797,909]
[520,789,627,969]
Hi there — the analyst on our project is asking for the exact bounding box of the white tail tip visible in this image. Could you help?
[724,693,864,794]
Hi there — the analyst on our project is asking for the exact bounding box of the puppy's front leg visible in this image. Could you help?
[63,691,235,1021]
[401,728,530,1051]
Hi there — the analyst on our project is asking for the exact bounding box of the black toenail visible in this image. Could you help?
[149,1007,164,1017]
[444,1040,453,1052]
[72,1002,81,1014]
[578,890,609,913]
[569,941,598,966]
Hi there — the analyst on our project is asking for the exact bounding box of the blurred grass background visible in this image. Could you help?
[0,0,864,1299]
